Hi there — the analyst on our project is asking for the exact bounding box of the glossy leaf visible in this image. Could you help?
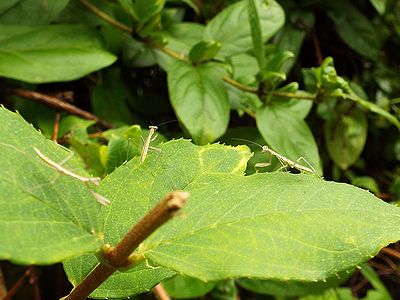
[324,109,368,170]
[0,107,103,265]
[256,103,322,175]
[167,60,230,144]
[204,0,284,57]
[0,25,117,83]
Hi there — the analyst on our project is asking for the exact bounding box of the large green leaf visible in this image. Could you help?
[0,0,69,25]
[256,103,322,175]
[167,60,230,144]
[247,0,265,70]
[66,138,400,298]
[144,171,400,281]
[0,25,116,83]
[0,107,103,265]
[204,0,284,58]
[65,139,251,298]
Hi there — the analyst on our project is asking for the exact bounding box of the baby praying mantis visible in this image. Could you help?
[233,138,317,175]
[140,125,158,163]
[33,147,111,206]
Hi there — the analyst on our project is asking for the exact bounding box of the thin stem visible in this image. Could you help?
[52,112,61,142]
[153,45,189,62]
[3,269,29,300]
[153,283,171,300]
[64,191,189,300]
[381,247,400,260]
[78,0,132,33]
[222,77,258,94]
[0,264,7,299]
[8,88,112,128]
[272,91,317,100]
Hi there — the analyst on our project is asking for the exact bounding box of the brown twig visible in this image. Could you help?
[153,283,171,300]
[52,112,61,142]
[380,247,400,260]
[0,265,7,299]
[8,88,112,128]
[3,269,29,300]
[26,267,41,300]
[78,0,132,33]
[64,191,189,300]
[311,30,323,65]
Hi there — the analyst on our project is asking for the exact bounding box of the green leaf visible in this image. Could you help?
[209,280,238,300]
[346,94,400,131]
[145,171,400,281]
[66,138,400,298]
[327,1,383,60]
[91,68,133,125]
[369,0,387,15]
[0,0,69,25]
[274,11,315,73]
[65,140,250,298]
[134,0,166,26]
[256,103,322,175]
[324,109,368,170]
[0,25,117,83]
[247,0,265,70]
[350,176,380,195]
[163,275,216,298]
[167,60,230,144]
[155,22,205,69]
[189,40,221,64]
[237,272,349,297]
[0,107,103,265]
[360,263,392,299]
[204,0,284,58]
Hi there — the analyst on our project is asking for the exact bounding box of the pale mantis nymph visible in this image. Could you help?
[33,147,111,205]
[140,125,158,163]
[233,138,317,175]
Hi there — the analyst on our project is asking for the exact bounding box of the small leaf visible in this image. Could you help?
[324,109,368,170]
[167,60,230,144]
[369,0,387,15]
[247,0,265,70]
[189,40,221,64]
[0,107,103,265]
[0,25,117,83]
[204,0,284,58]
[256,103,322,175]
[163,275,216,298]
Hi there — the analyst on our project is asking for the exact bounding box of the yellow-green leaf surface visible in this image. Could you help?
[204,0,284,58]
[0,25,117,83]
[65,139,251,298]
[144,172,400,281]
[0,107,104,264]
[66,138,400,298]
